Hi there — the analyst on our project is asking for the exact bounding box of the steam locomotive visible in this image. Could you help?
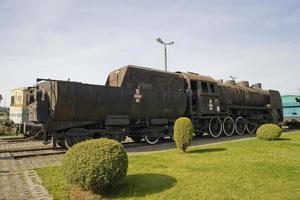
[27,65,283,148]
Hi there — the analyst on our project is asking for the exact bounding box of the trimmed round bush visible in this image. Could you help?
[256,123,282,140]
[63,138,128,193]
[174,117,193,152]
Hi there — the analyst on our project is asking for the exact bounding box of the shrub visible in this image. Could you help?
[256,123,282,140]
[62,138,128,193]
[174,117,193,152]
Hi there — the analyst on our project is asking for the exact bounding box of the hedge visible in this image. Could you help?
[63,138,128,193]
[256,123,282,140]
[174,117,193,152]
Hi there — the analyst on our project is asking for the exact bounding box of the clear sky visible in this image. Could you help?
[0,0,299,106]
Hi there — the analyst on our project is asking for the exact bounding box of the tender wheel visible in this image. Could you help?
[57,138,66,148]
[246,120,257,134]
[144,134,160,145]
[64,136,77,149]
[223,117,235,136]
[130,136,142,143]
[209,117,223,138]
[235,116,246,135]
[64,128,93,149]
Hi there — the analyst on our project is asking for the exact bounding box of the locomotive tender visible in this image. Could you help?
[28,65,283,148]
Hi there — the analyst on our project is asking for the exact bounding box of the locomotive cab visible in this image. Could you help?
[181,72,221,116]
[198,81,220,115]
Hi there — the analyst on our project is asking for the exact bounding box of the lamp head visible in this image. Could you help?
[156,37,164,44]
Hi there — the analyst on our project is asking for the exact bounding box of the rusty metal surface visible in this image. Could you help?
[33,80,187,122]
[179,72,216,83]
[269,90,284,122]
[218,82,270,108]
[106,65,186,92]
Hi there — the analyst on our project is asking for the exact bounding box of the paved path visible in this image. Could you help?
[0,140,56,200]
[0,153,63,200]
[0,140,62,200]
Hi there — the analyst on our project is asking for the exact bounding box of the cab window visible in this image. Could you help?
[25,94,29,106]
[209,83,215,93]
[10,96,15,106]
[201,82,209,93]
[16,95,22,106]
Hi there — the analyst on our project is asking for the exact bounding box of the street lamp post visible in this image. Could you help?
[156,37,174,71]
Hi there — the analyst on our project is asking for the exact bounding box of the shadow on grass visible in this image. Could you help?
[188,148,226,154]
[105,173,177,198]
[273,138,291,141]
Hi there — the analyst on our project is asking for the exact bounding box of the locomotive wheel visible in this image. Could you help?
[144,134,160,145]
[209,117,223,138]
[246,120,257,134]
[222,117,235,136]
[235,116,246,135]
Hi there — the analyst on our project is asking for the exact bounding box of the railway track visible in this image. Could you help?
[0,148,66,159]
[0,138,171,159]
[0,139,145,159]
[0,136,40,143]
[0,146,55,154]
[2,138,32,142]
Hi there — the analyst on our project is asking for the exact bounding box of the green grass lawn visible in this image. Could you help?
[36,132,300,200]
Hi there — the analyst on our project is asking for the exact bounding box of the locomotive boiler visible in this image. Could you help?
[27,65,283,148]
